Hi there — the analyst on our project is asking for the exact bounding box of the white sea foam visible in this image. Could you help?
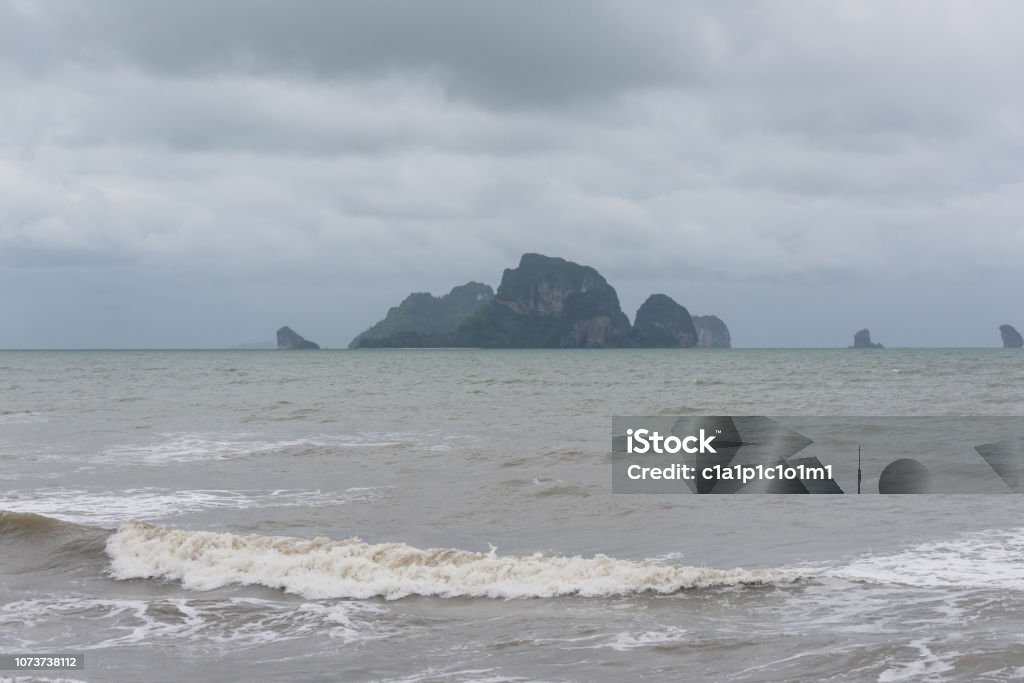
[0,487,387,526]
[98,432,411,464]
[0,596,390,651]
[877,638,957,682]
[553,625,691,652]
[599,626,690,651]
[825,527,1024,591]
[106,522,793,600]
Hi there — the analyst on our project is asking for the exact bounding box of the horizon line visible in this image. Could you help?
[0,346,1013,352]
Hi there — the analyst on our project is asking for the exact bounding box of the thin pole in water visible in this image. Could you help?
[857,446,862,494]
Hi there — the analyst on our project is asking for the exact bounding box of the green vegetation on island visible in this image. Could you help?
[349,253,731,349]
[349,282,494,348]
[630,294,698,348]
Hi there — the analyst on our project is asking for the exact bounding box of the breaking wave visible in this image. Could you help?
[0,511,110,575]
[106,521,793,600]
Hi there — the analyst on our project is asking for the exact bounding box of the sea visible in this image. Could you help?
[1,348,1023,682]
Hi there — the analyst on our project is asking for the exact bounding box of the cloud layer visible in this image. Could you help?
[2,1,1022,347]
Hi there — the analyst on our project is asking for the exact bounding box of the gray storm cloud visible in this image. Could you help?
[1,1,1022,347]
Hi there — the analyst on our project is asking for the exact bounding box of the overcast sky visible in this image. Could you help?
[2,1,1022,348]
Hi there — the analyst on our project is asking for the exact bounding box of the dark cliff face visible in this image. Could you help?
[631,294,698,347]
[349,253,729,349]
[691,315,731,349]
[349,282,494,348]
[276,326,320,350]
[1000,324,1024,348]
[852,328,883,349]
[445,282,496,320]
[455,254,631,348]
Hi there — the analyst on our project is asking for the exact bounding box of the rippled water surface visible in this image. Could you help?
[2,349,1023,681]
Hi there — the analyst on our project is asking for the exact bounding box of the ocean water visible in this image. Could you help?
[1,348,1023,682]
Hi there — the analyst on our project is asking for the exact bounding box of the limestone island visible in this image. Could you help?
[692,315,732,349]
[1000,324,1023,348]
[350,253,731,349]
[349,282,494,349]
[851,328,884,349]
[277,326,320,350]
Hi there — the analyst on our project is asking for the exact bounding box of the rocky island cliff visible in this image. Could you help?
[350,282,493,348]
[277,326,320,350]
[349,253,731,349]
[692,315,731,348]
[1000,324,1023,348]
[454,254,631,348]
[851,328,883,349]
[630,294,698,347]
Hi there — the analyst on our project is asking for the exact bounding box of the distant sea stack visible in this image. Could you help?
[349,282,494,348]
[692,315,732,349]
[1000,324,1023,348]
[276,326,320,350]
[851,328,883,349]
[630,294,697,347]
[454,253,631,348]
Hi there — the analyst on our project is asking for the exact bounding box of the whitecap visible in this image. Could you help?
[106,522,795,600]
